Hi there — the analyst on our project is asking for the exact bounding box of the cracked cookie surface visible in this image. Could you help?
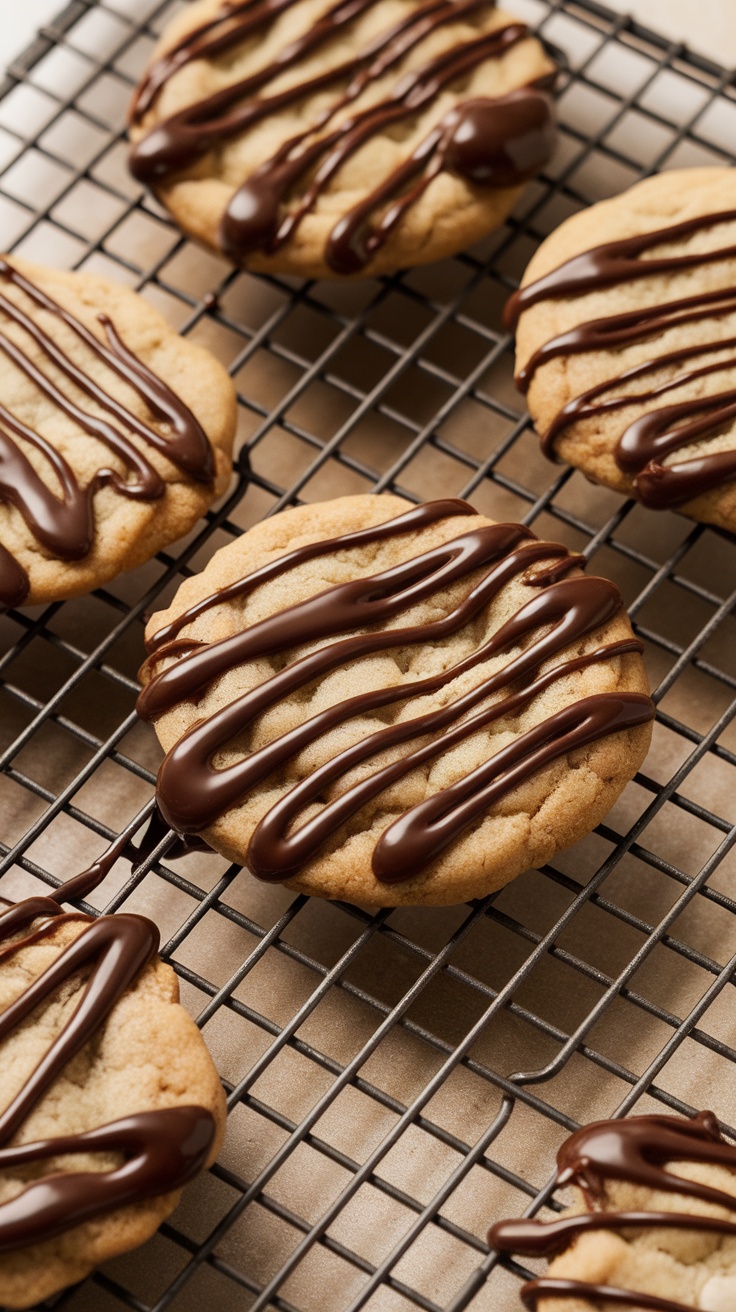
[0,910,226,1309]
[510,167,736,533]
[491,1112,736,1312]
[0,257,236,607]
[139,494,653,906]
[128,0,557,279]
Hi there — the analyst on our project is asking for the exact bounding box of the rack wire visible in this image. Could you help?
[1,0,736,1307]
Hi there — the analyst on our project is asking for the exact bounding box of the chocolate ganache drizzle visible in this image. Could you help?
[504,209,736,510]
[128,0,557,274]
[491,1112,736,1311]
[137,498,653,884]
[0,826,215,1252]
[0,260,215,609]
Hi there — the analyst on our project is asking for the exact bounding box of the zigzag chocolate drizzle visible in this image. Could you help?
[0,260,214,608]
[137,498,653,884]
[128,0,556,273]
[0,833,215,1251]
[491,1112,736,1311]
[504,209,736,509]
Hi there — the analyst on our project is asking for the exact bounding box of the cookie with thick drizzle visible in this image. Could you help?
[137,494,653,905]
[491,1112,736,1311]
[0,257,237,609]
[0,830,225,1309]
[508,167,736,532]
[128,0,558,278]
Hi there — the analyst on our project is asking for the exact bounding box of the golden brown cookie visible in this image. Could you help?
[0,896,226,1309]
[0,257,237,608]
[128,0,557,279]
[508,167,736,533]
[491,1111,736,1312]
[137,494,654,906]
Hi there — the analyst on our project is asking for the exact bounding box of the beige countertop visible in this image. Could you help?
[605,0,736,65]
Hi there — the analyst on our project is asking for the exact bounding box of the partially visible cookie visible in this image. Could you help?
[491,1111,736,1312]
[128,0,557,279]
[137,494,653,906]
[507,167,736,533]
[0,257,237,608]
[0,894,226,1310]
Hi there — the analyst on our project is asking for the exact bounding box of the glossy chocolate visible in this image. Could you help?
[491,1111,736,1311]
[0,261,214,608]
[0,842,215,1251]
[143,497,475,653]
[505,209,736,509]
[129,0,556,273]
[520,1280,697,1310]
[138,499,653,885]
[0,1105,215,1255]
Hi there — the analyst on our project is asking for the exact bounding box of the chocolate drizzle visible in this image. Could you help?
[137,498,653,885]
[0,260,214,608]
[519,1282,702,1311]
[490,1111,736,1311]
[128,0,556,273]
[0,836,216,1252]
[505,209,736,509]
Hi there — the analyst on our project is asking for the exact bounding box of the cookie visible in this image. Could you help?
[0,890,226,1309]
[0,257,237,609]
[507,167,736,533]
[127,0,557,279]
[137,494,653,907]
[491,1111,736,1311]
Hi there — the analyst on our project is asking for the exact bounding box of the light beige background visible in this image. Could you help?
[605,0,736,65]
[1,1,735,71]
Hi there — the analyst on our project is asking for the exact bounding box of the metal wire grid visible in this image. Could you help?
[0,0,735,1309]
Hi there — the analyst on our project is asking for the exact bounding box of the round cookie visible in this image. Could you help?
[137,494,653,906]
[508,167,736,533]
[127,0,557,279]
[491,1112,736,1312]
[0,257,237,608]
[0,898,226,1309]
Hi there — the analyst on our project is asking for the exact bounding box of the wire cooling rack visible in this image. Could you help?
[1,0,736,1309]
